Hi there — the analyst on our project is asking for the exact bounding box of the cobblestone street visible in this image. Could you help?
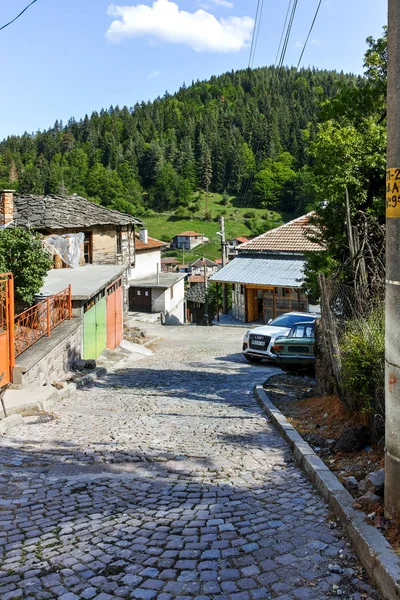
[0,325,379,600]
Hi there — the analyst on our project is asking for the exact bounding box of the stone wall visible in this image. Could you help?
[19,321,82,387]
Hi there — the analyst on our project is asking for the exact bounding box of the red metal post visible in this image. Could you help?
[46,297,51,337]
[68,284,72,319]
[8,275,15,374]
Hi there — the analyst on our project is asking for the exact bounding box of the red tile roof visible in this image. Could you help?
[235,236,249,243]
[189,275,206,283]
[175,231,203,237]
[238,212,323,253]
[135,233,167,251]
[161,258,179,264]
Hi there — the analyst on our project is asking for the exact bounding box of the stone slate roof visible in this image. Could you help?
[186,283,206,304]
[238,212,323,254]
[14,194,142,231]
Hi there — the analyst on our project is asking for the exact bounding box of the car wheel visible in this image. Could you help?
[244,354,263,363]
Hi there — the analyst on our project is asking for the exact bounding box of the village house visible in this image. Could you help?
[171,231,209,250]
[1,190,143,384]
[189,257,220,276]
[128,229,186,324]
[227,236,250,258]
[210,213,323,324]
[161,258,179,273]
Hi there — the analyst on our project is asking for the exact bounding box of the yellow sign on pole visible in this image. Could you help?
[386,168,400,217]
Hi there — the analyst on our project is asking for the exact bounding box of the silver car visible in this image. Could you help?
[242,312,317,363]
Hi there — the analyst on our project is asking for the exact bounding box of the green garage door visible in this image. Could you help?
[83,295,107,359]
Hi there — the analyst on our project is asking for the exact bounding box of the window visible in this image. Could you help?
[83,233,93,264]
[117,231,122,255]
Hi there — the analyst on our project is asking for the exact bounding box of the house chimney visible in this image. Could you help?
[139,228,148,244]
[0,190,15,227]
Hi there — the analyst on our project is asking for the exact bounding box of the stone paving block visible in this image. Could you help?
[0,327,381,600]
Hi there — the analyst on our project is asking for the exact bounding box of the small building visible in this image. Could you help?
[186,283,207,325]
[210,213,323,324]
[130,229,167,279]
[129,229,186,324]
[189,257,220,276]
[171,231,209,250]
[228,236,250,258]
[4,190,143,360]
[161,258,179,273]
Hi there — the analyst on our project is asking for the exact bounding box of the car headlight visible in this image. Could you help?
[243,330,250,342]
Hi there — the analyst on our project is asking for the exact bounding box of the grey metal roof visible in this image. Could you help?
[128,273,185,289]
[209,255,305,288]
[40,264,127,300]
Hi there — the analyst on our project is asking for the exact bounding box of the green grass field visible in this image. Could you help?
[143,193,287,263]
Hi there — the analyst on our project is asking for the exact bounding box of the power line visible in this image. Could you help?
[277,0,299,69]
[296,0,323,69]
[251,0,265,68]
[248,0,264,69]
[275,0,293,66]
[0,0,38,33]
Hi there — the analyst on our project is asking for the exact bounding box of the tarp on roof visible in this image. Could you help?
[209,255,305,288]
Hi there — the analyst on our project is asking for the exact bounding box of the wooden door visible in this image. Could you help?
[0,274,14,386]
[129,287,152,313]
[107,280,123,350]
[246,288,259,322]
[83,295,107,359]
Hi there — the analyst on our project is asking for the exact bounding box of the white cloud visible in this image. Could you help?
[106,0,253,53]
[311,38,320,45]
[147,69,161,78]
[208,0,234,8]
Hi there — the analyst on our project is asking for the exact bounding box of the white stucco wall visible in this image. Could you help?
[129,249,161,279]
[150,279,185,325]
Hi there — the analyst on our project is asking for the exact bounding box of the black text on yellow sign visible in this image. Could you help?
[387,168,400,217]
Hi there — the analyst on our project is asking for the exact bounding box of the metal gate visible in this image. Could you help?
[0,274,14,387]
[83,293,107,360]
[107,279,123,350]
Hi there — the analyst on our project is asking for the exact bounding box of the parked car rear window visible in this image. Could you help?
[269,314,315,328]
[289,324,314,338]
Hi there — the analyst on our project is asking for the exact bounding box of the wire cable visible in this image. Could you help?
[248,0,262,69]
[277,0,298,69]
[275,0,293,66]
[296,0,323,69]
[0,0,38,32]
[251,0,265,68]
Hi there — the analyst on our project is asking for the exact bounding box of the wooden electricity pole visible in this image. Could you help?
[385,0,400,518]
[219,216,228,314]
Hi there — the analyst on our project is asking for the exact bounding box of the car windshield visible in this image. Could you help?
[269,314,315,328]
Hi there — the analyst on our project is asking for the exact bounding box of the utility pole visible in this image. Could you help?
[385,0,400,518]
[219,216,228,314]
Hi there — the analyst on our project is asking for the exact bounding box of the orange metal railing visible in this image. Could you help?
[14,285,72,357]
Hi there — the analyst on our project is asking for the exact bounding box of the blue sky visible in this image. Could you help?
[0,0,387,138]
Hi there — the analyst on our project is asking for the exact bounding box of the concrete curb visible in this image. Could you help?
[255,384,400,600]
[0,413,24,435]
[2,367,107,421]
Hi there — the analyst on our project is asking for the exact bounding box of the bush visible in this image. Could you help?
[0,227,52,304]
[175,206,191,219]
[221,190,230,206]
[340,305,384,419]
[243,210,256,219]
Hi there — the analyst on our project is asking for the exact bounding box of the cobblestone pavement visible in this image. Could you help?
[0,325,380,600]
